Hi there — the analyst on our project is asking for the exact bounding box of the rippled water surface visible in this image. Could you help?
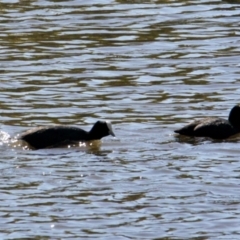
[1,0,240,239]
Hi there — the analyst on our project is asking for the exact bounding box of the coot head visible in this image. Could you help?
[228,105,240,128]
[88,120,115,140]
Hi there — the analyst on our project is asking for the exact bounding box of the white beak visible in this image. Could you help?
[106,121,115,137]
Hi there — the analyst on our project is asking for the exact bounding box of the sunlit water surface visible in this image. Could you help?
[1,0,240,239]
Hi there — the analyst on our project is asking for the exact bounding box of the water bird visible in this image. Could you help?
[18,120,115,149]
[174,105,240,139]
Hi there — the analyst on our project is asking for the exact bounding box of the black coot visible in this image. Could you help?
[19,120,115,149]
[174,105,240,139]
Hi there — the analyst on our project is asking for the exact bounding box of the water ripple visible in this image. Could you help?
[0,0,240,239]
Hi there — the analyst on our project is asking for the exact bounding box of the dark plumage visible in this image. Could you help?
[19,120,115,149]
[174,105,240,139]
